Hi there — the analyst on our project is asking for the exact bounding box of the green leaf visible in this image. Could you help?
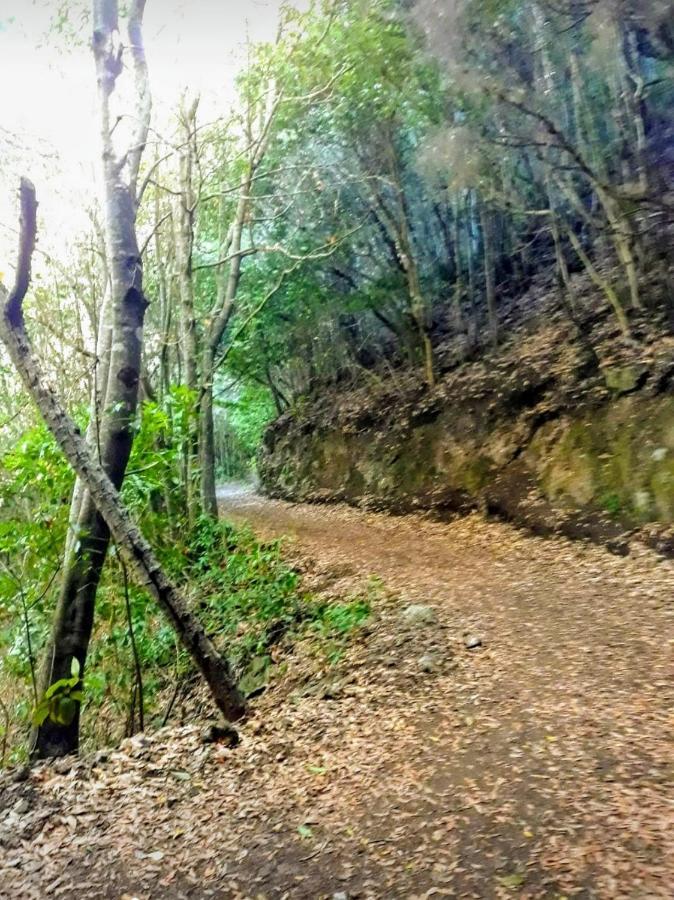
[496,872,526,890]
[54,696,77,726]
[70,657,80,678]
[297,824,314,839]
[45,678,70,700]
[31,703,50,727]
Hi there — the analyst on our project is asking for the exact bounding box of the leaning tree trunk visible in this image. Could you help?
[31,0,153,758]
[0,181,245,749]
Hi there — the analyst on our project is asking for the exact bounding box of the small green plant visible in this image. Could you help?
[32,658,83,728]
[313,598,371,636]
[600,492,623,517]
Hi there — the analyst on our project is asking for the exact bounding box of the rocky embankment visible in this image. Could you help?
[259,284,674,551]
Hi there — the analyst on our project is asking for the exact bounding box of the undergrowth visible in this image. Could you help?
[0,411,371,766]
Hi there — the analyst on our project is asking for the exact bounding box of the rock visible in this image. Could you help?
[464,634,482,650]
[606,538,630,557]
[321,682,342,700]
[333,893,349,900]
[259,353,674,546]
[52,756,75,775]
[118,735,151,759]
[11,766,30,784]
[13,798,30,816]
[418,654,439,673]
[603,364,647,395]
[402,604,437,626]
[200,724,240,747]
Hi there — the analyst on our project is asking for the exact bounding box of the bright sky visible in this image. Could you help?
[0,0,293,270]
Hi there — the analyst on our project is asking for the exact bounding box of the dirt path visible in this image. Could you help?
[2,488,672,899]
[220,487,674,897]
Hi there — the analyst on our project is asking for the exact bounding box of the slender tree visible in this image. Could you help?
[29,0,154,758]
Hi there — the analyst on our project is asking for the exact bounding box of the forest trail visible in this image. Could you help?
[2,488,673,899]
[218,486,674,897]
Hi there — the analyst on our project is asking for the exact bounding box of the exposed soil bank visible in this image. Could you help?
[260,288,674,550]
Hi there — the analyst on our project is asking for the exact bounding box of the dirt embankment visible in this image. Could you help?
[259,281,674,550]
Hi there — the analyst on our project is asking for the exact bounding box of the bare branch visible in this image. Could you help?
[139,209,173,257]
[127,0,152,202]
[5,178,38,328]
[280,63,353,104]
[193,219,366,274]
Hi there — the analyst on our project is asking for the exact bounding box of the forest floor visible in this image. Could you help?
[1,486,673,899]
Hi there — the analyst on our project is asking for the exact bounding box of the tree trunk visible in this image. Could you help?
[452,199,465,336]
[199,346,219,518]
[30,0,153,758]
[198,180,251,516]
[466,192,478,346]
[174,97,201,526]
[480,201,498,347]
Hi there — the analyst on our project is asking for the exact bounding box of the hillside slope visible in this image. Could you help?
[260,274,674,548]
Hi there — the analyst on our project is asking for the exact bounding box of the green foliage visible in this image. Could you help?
[176,516,302,671]
[0,421,73,560]
[32,658,82,728]
[600,492,623,518]
[176,517,370,671]
[0,391,371,761]
[0,424,72,709]
[122,389,193,545]
[312,598,371,636]
[220,385,277,477]
[305,576,377,664]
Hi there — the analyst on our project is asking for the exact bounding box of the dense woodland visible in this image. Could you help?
[0,0,673,765]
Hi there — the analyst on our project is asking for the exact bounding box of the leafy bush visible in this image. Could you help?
[0,424,73,762]
[167,516,371,689]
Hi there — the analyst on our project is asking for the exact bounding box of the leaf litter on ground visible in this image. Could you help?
[0,496,672,899]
